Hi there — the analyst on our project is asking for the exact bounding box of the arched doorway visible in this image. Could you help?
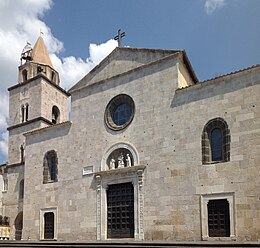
[14,212,23,240]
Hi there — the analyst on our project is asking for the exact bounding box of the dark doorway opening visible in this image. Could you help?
[208,199,230,237]
[14,212,23,240]
[107,182,134,238]
[44,212,54,239]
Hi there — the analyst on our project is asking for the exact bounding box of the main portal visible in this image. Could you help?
[107,182,134,238]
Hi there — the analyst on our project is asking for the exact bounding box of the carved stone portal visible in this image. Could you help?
[95,165,145,241]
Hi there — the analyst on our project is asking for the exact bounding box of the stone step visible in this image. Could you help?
[0,241,259,248]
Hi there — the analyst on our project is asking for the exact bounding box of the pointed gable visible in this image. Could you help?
[69,47,181,93]
[31,36,54,68]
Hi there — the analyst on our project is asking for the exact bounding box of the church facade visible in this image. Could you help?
[0,36,259,242]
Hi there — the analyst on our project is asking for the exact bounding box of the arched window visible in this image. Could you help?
[22,70,27,82]
[37,66,43,73]
[43,151,58,183]
[211,128,222,161]
[51,71,55,82]
[25,103,29,121]
[202,118,230,164]
[21,105,25,123]
[19,180,24,199]
[52,106,60,124]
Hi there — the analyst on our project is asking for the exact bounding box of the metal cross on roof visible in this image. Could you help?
[114,29,126,47]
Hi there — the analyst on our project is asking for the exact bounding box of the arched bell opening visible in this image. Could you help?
[51,106,60,124]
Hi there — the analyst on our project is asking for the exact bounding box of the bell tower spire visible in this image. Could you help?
[31,36,54,68]
[19,35,60,85]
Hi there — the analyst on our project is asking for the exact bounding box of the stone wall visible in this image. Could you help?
[1,164,24,240]
[20,51,260,242]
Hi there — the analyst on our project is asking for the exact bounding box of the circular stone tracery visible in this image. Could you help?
[105,94,135,131]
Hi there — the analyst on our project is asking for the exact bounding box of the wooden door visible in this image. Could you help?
[107,183,134,238]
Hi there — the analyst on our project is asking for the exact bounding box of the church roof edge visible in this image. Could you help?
[69,47,195,93]
[177,64,260,91]
[199,64,260,84]
[179,50,198,83]
[69,51,183,94]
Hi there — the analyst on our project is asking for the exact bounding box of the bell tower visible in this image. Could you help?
[1,36,69,240]
[7,36,70,165]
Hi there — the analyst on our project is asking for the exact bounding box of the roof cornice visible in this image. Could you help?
[8,73,70,96]
[69,47,181,93]
[24,121,72,137]
[6,162,24,169]
[69,52,181,94]
[177,64,260,91]
[179,50,198,83]
[176,64,260,92]
[7,117,53,131]
[199,64,260,84]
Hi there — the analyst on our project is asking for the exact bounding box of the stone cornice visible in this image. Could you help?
[5,162,24,169]
[94,164,146,178]
[177,64,260,92]
[7,117,53,131]
[69,53,182,94]
[24,121,72,136]
[8,73,70,97]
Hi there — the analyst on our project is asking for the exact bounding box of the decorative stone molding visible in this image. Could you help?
[96,175,101,192]
[95,165,145,241]
[39,208,57,240]
[200,193,236,241]
[101,142,139,171]
[104,94,135,131]
[137,169,144,188]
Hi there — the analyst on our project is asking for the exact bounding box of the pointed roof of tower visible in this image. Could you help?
[31,36,54,68]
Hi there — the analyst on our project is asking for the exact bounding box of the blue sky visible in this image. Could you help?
[43,0,260,80]
[0,0,260,163]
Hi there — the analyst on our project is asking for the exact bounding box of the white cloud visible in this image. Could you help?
[0,133,8,163]
[50,39,117,90]
[0,0,117,163]
[0,93,8,163]
[204,0,226,15]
